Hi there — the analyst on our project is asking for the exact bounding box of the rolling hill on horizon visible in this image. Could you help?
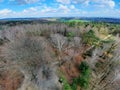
[0,17,120,24]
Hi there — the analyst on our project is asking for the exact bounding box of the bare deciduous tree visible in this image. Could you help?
[50,34,67,52]
[2,32,61,90]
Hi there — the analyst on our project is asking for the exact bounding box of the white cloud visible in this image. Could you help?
[10,0,40,4]
[108,0,115,8]
[56,0,70,4]
[23,7,37,13]
[73,0,89,5]
[41,7,57,13]
[41,4,75,14]
[92,0,115,8]
[56,0,115,8]
[91,0,115,8]
[24,0,39,4]
[114,9,120,14]
[70,5,75,9]
[59,4,70,13]
[0,9,12,15]
[0,2,119,18]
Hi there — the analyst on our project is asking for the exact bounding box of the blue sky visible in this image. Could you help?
[0,0,120,18]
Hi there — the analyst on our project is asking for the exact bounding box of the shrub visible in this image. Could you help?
[67,32,75,41]
[82,30,100,46]
[0,38,4,45]
[78,75,89,89]
[71,78,78,90]
[78,61,91,89]
[60,76,72,90]
[79,62,89,73]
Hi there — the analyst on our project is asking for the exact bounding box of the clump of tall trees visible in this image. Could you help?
[0,21,120,90]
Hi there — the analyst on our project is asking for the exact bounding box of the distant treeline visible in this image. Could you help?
[59,17,120,24]
[0,20,59,26]
[0,17,120,26]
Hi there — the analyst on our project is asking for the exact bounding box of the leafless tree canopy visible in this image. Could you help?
[0,23,120,90]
